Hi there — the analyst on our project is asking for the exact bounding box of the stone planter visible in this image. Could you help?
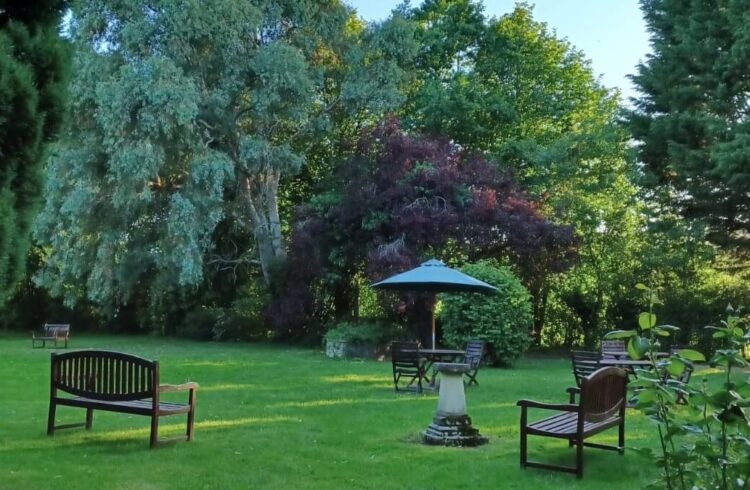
[325,340,385,360]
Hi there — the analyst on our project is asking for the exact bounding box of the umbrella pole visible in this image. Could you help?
[430,297,436,349]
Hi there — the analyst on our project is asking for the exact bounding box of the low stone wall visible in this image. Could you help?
[325,340,387,360]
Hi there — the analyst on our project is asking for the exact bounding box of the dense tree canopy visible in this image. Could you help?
[0,0,69,307]
[404,2,643,343]
[34,0,415,317]
[629,0,750,248]
[269,120,577,339]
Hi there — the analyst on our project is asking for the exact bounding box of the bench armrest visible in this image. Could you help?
[566,386,581,403]
[159,382,199,393]
[516,399,578,412]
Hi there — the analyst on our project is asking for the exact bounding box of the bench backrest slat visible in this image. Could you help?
[52,350,156,401]
[43,323,70,338]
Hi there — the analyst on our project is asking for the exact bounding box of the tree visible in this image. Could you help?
[406,2,642,343]
[629,0,750,248]
[0,0,69,307]
[34,0,415,318]
[268,120,577,340]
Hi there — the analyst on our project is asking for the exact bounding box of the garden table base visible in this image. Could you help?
[422,363,488,447]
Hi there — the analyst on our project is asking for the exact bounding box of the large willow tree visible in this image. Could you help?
[0,0,69,307]
[34,0,415,315]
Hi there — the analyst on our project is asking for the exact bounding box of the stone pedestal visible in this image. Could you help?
[422,363,488,447]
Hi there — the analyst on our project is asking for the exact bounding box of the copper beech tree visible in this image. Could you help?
[268,120,578,339]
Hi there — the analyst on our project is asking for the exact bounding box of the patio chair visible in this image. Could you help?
[600,340,626,359]
[463,339,485,386]
[390,341,427,393]
[518,366,628,478]
[568,350,601,403]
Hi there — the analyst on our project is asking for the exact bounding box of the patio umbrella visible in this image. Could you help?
[371,259,497,348]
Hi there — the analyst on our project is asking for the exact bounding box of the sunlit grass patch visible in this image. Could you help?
[0,335,665,489]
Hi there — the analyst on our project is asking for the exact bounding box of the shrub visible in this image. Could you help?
[605,285,750,490]
[440,261,532,367]
[179,308,222,341]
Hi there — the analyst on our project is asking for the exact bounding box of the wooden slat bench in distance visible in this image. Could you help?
[32,323,70,348]
[47,350,198,448]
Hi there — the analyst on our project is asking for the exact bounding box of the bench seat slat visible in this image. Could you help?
[527,411,622,438]
[55,396,191,415]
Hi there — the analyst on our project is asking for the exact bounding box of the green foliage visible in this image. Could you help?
[607,286,750,490]
[406,2,641,345]
[440,261,532,366]
[629,0,750,248]
[34,0,416,322]
[0,1,69,307]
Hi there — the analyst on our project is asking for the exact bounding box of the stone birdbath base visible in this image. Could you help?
[422,362,488,447]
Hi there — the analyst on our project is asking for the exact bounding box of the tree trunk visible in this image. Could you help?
[530,278,548,346]
[243,170,286,284]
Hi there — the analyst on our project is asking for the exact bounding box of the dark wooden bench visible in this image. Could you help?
[518,366,628,478]
[47,350,198,448]
[32,323,70,348]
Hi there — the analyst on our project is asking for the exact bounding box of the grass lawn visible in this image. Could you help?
[0,334,680,489]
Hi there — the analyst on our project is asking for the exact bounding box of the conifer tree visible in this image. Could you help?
[0,0,69,306]
[629,0,750,247]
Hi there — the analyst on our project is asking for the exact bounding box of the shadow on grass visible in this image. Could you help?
[3,415,299,453]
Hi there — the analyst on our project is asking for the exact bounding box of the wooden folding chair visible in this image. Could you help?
[390,341,427,393]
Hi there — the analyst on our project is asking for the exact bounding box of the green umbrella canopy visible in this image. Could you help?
[371,259,498,293]
[371,259,497,349]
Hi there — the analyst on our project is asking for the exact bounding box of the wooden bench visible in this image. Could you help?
[47,350,198,448]
[518,366,628,478]
[32,323,70,348]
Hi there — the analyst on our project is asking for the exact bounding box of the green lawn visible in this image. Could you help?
[0,334,670,489]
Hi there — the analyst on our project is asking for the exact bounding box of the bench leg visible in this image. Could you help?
[47,401,57,435]
[86,408,94,430]
[519,409,528,468]
[150,415,159,448]
[576,439,584,479]
[187,408,195,442]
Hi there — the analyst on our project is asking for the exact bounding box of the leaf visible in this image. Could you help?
[635,283,649,291]
[676,349,705,362]
[639,312,657,330]
[628,335,650,360]
[603,329,637,340]
[666,358,686,377]
[656,324,679,331]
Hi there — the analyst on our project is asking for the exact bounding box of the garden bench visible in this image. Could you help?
[47,350,198,448]
[518,366,628,478]
[32,323,70,348]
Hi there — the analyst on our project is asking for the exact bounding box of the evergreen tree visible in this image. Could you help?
[629,0,750,247]
[0,0,69,307]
